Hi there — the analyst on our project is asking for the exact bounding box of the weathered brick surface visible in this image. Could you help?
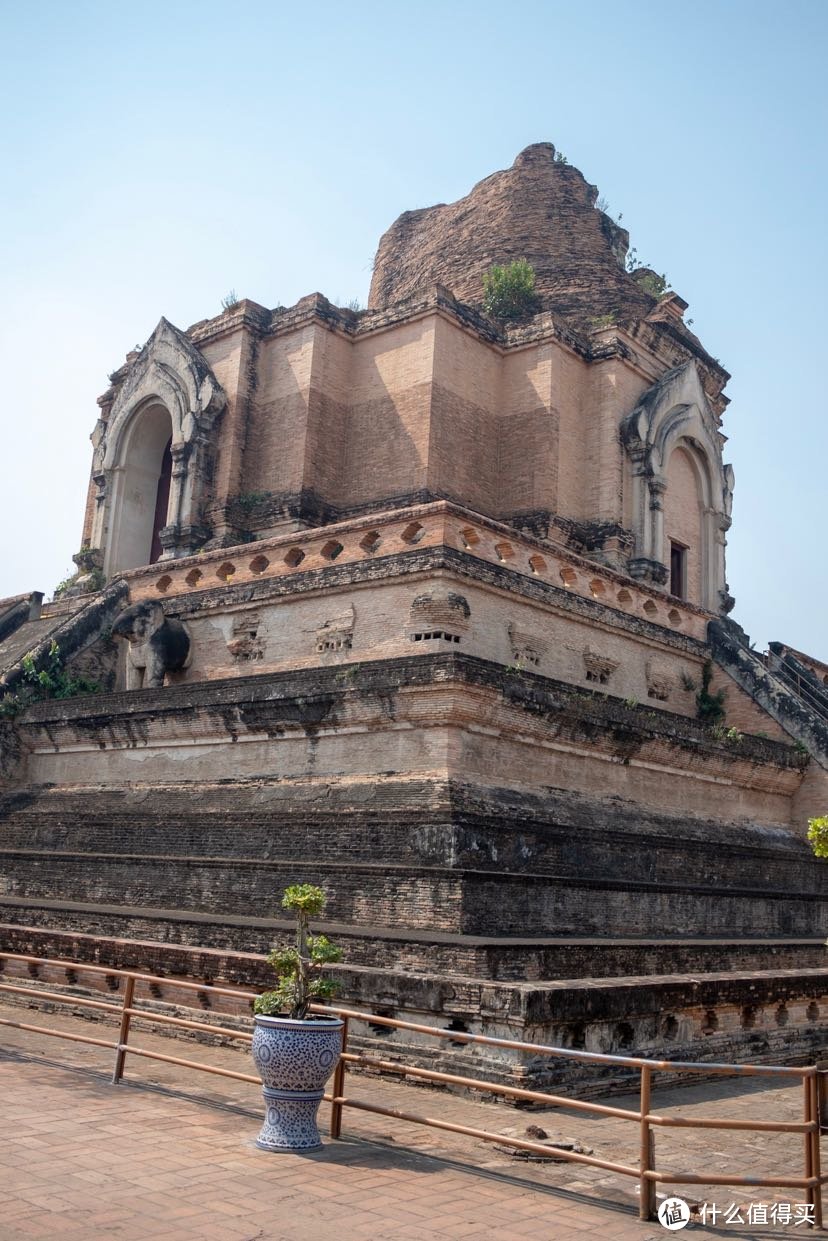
[369,143,708,359]
[0,777,813,888]
[1,642,820,1078]
[4,912,825,980]
[2,848,823,939]
[12,654,804,822]
[82,291,727,600]
[0,683,821,944]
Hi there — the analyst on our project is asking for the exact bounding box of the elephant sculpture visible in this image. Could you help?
[111,601,190,690]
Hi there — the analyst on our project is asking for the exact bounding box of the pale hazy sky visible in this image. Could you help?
[1,0,825,657]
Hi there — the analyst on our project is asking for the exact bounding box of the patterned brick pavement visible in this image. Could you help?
[0,1002,819,1239]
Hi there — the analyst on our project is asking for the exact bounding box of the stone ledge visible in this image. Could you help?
[0,776,805,850]
[3,922,826,1012]
[1,910,823,952]
[0,848,822,905]
[17,652,801,772]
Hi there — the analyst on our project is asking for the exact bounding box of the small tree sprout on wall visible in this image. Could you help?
[807,816,828,858]
[482,259,540,322]
[695,660,726,726]
[0,641,100,718]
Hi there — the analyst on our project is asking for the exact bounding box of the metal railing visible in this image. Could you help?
[0,949,824,1227]
[762,652,828,722]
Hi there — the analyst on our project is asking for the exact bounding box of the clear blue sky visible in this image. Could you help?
[1,0,825,656]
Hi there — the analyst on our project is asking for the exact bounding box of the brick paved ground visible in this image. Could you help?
[0,1000,820,1239]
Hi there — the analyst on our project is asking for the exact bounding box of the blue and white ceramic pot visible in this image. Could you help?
[251,1014,344,1152]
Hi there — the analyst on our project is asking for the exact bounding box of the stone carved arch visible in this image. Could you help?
[90,319,226,576]
[621,361,733,611]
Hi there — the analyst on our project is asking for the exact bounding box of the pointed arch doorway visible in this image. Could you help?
[106,402,174,575]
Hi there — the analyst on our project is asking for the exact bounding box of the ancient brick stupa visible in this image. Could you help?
[1,143,826,1085]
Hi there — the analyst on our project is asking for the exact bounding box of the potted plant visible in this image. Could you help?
[251,884,344,1152]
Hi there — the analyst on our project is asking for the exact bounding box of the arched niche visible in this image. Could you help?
[662,440,711,605]
[104,402,173,575]
[621,361,733,611]
[89,318,226,577]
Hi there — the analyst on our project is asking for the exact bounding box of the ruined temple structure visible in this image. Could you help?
[1,143,827,1088]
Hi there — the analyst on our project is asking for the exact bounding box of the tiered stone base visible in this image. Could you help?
[0,657,825,1088]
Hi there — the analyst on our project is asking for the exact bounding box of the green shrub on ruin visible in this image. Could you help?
[808,816,828,858]
[482,259,540,322]
[0,641,100,718]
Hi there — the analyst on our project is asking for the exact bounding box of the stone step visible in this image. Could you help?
[3,918,827,1096]
[3,917,827,999]
[0,846,824,938]
[0,901,824,980]
[0,781,820,895]
[0,814,817,894]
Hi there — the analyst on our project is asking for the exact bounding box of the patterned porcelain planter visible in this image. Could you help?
[251,1014,344,1152]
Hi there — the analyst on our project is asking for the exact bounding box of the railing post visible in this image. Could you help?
[808,1072,823,1230]
[330,1016,349,1139]
[639,1066,656,1221]
[805,1075,817,1227]
[111,974,135,1084]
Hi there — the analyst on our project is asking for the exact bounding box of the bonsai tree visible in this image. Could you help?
[254,884,343,1019]
[808,816,828,858]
